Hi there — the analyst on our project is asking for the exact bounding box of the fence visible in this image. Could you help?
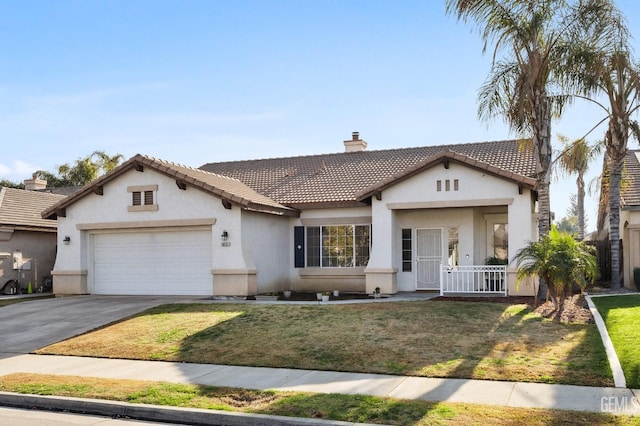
[440,265,508,296]
[584,239,622,284]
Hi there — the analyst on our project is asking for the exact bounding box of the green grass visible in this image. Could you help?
[1,373,638,425]
[37,300,613,386]
[592,295,640,388]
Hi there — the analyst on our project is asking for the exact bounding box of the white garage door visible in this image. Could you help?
[93,229,212,295]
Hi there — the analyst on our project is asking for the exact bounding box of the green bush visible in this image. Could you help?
[513,226,599,311]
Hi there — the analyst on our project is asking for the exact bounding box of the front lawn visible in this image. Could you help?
[36,300,612,386]
[591,295,640,388]
[0,373,636,425]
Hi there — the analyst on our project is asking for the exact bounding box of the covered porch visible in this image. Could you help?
[361,154,537,297]
[366,201,536,296]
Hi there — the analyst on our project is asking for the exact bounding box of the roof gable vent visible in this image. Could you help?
[344,131,367,152]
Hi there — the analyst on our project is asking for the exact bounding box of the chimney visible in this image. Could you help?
[24,172,47,191]
[344,131,367,152]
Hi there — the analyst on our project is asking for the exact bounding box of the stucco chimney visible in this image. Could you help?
[24,172,47,191]
[344,131,367,152]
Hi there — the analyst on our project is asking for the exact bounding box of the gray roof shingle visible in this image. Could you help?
[0,187,65,230]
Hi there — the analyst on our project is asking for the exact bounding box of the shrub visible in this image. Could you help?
[513,226,599,312]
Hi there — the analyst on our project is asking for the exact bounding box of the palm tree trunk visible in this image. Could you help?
[577,175,585,241]
[607,118,628,291]
[609,155,623,290]
[535,95,553,238]
[533,94,553,302]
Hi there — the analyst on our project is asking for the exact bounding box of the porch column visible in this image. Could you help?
[507,190,536,296]
[365,199,397,294]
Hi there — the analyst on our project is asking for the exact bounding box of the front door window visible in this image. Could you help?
[493,224,508,260]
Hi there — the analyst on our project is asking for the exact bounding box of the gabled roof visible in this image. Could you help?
[0,187,65,231]
[356,149,537,201]
[200,139,537,208]
[42,154,298,219]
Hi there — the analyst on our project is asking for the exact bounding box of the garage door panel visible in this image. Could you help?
[93,230,212,295]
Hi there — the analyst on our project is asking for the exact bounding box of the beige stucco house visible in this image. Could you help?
[43,134,540,297]
[0,185,66,293]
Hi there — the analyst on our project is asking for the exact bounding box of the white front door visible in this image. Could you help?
[416,228,442,290]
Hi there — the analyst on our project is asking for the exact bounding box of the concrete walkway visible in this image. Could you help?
[0,353,638,418]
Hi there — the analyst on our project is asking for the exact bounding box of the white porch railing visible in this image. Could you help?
[440,265,508,296]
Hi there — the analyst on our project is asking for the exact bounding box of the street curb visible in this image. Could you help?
[0,391,374,426]
[585,295,626,388]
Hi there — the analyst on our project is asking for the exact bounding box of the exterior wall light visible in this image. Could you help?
[221,231,229,241]
[63,236,71,245]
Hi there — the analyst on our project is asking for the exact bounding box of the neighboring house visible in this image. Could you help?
[43,134,539,297]
[599,150,640,290]
[0,181,66,293]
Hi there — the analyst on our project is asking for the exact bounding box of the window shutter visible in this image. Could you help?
[294,226,305,268]
[132,191,142,206]
[144,191,154,205]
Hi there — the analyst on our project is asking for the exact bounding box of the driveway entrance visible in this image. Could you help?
[0,295,206,355]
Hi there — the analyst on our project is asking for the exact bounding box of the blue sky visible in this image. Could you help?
[0,0,638,232]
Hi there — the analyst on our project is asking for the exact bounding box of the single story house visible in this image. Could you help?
[0,181,66,293]
[43,134,539,297]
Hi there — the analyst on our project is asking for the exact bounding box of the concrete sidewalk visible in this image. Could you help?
[0,353,638,418]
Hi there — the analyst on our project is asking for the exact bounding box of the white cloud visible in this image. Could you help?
[0,160,41,182]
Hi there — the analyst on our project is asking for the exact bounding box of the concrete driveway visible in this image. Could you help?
[0,295,207,356]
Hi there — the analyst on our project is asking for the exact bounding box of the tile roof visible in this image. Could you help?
[42,154,298,219]
[200,139,537,208]
[0,187,65,230]
[621,151,640,208]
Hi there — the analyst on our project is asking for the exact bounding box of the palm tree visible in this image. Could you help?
[447,0,624,239]
[598,59,640,290]
[445,0,600,238]
[514,226,599,315]
[562,5,640,289]
[91,150,124,174]
[36,151,125,187]
[554,136,601,240]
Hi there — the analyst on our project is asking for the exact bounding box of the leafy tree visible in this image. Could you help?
[514,226,599,315]
[555,194,580,237]
[0,179,24,189]
[36,151,124,187]
[555,214,578,237]
[445,0,607,238]
[554,136,600,240]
